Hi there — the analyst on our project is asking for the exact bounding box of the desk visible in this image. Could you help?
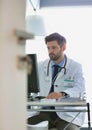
[27,97,91,129]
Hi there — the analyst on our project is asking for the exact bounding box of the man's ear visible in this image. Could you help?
[62,44,66,51]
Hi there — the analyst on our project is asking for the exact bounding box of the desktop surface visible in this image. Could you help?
[27,97,87,107]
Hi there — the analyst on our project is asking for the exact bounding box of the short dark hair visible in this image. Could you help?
[45,32,66,45]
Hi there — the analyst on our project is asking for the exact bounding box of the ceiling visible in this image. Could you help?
[40,0,92,8]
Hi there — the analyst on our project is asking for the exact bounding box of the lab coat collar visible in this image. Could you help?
[43,56,72,78]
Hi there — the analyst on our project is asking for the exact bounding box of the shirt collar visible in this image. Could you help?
[51,55,65,68]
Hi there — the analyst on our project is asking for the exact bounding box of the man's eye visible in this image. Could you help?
[47,46,56,50]
[52,47,56,49]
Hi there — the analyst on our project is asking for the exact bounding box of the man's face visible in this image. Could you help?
[46,40,64,61]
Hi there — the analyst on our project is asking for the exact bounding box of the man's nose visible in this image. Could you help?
[48,48,53,53]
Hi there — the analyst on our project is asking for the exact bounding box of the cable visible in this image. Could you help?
[29,0,39,11]
[62,112,81,130]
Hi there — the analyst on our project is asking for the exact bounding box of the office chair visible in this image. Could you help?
[27,120,48,130]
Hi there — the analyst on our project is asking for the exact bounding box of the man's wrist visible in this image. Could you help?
[60,92,69,97]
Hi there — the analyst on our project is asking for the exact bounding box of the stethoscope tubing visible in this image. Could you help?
[47,55,67,79]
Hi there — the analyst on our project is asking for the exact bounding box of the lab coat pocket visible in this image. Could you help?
[64,79,74,88]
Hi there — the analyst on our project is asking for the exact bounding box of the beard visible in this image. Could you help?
[49,53,61,61]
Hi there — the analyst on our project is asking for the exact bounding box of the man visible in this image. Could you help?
[28,33,85,130]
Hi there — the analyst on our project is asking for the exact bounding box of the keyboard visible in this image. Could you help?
[40,98,56,103]
[59,97,85,102]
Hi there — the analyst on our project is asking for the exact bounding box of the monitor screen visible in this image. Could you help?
[26,54,40,98]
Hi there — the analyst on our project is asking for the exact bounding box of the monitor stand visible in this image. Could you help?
[27,92,46,101]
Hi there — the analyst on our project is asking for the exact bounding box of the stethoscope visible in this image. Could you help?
[47,55,67,77]
[46,55,67,87]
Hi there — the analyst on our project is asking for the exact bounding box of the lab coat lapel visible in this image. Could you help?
[43,57,72,82]
[57,57,72,79]
[43,60,52,82]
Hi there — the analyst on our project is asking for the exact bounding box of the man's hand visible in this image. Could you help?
[46,92,63,99]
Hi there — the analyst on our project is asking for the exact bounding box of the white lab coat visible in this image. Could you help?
[38,56,85,126]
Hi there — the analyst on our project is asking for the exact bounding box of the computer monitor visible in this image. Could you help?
[26,54,40,98]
